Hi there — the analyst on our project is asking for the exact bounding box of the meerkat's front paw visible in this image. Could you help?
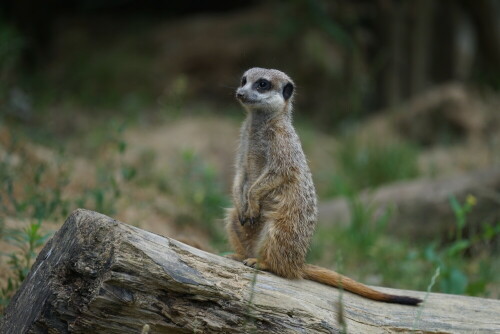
[240,214,260,226]
[243,199,260,225]
[232,209,246,226]
[237,201,249,225]
[248,215,260,225]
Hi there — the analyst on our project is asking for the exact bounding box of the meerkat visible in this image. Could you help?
[225,67,422,305]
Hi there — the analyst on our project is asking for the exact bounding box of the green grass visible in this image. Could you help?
[422,195,500,295]
[0,114,233,312]
[0,132,63,310]
[0,221,52,309]
[167,149,230,249]
[308,194,500,296]
[0,121,137,312]
[320,136,420,197]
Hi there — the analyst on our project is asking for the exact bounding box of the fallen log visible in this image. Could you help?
[2,209,500,333]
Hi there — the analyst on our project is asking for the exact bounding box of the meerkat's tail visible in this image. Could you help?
[304,264,422,306]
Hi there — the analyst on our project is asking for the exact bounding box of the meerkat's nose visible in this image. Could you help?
[236,91,245,100]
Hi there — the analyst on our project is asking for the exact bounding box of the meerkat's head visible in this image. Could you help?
[236,67,295,114]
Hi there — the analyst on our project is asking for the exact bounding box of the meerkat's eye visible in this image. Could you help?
[241,76,247,86]
[255,79,271,91]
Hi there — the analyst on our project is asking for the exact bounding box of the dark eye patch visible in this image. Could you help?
[254,78,272,91]
[241,76,247,86]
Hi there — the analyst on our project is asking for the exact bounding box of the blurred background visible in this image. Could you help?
[1,0,499,311]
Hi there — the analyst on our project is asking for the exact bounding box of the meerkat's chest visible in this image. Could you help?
[244,130,268,176]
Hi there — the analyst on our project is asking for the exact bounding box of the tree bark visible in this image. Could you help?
[2,209,500,333]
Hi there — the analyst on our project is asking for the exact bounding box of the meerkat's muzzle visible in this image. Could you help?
[235,90,254,104]
[235,86,248,98]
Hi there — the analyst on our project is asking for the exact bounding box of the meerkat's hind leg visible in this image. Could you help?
[225,208,248,261]
[243,258,269,271]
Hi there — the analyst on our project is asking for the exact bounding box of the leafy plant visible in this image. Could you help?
[0,221,52,310]
[422,195,500,296]
[308,192,499,296]
[449,194,475,241]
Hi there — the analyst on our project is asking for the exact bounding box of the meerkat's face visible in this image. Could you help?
[236,68,294,113]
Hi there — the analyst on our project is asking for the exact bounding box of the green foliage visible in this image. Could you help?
[339,138,419,190]
[449,194,475,241]
[169,149,229,249]
[422,195,500,296]
[308,193,500,296]
[0,118,232,314]
[323,138,420,197]
[0,123,136,311]
[345,195,391,251]
[0,138,71,222]
[74,121,137,216]
[308,194,391,267]
[0,221,52,309]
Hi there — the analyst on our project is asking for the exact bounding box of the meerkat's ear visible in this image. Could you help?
[283,82,294,100]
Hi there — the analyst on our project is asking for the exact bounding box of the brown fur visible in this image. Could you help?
[225,67,421,306]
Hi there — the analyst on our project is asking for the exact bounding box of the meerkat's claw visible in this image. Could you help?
[248,214,260,225]
[243,258,268,270]
[243,258,258,267]
[239,215,247,225]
